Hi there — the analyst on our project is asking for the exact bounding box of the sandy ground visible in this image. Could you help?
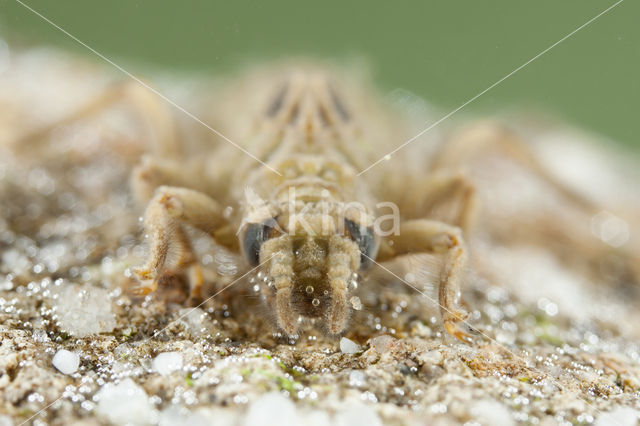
[1,48,640,426]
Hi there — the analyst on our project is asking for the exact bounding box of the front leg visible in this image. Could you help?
[134,186,229,295]
[378,219,471,341]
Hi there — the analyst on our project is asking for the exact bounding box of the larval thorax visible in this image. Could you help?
[237,71,378,335]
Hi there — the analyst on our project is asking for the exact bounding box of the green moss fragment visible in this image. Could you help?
[538,332,564,347]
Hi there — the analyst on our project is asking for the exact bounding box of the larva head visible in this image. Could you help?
[238,199,378,336]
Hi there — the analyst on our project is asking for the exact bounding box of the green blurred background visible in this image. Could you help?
[1,0,638,148]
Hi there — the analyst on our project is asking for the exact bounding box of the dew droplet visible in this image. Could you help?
[312,298,320,307]
[223,206,234,219]
[305,285,314,294]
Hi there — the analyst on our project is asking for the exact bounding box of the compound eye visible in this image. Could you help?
[240,219,277,266]
[344,218,378,269]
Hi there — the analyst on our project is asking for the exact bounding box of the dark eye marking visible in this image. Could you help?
[241,218,278,266]
[344,218,378,269]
